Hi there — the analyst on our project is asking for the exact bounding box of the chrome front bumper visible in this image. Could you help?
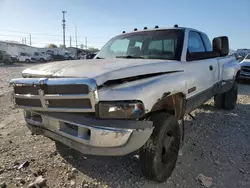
[25,111,153,156]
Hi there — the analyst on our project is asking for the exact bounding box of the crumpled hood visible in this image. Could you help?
[22,59,182,85]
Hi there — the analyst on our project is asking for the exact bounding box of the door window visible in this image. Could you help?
[188,32,205,53]
[201,33,212,51]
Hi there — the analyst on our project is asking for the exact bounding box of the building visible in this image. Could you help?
[0,41,37,56]
[0,40,90,58]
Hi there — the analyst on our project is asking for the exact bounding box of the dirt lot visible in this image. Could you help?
[0,63,249,188]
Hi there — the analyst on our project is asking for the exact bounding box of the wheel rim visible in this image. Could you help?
[161,131,176,164]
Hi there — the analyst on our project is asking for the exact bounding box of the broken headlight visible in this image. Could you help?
[97,101,145,119]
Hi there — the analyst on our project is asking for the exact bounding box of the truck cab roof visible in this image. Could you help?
[120,26,203,36]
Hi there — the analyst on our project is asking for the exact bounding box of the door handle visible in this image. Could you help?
[209,65,213,71]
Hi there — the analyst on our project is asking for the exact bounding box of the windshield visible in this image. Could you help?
[245,53,250,59]
[96,29,184,61]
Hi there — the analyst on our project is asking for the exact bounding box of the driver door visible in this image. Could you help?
[185,31,218,112]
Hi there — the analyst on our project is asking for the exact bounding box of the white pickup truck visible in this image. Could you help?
[10,26,240,182]
[18,52,34,63]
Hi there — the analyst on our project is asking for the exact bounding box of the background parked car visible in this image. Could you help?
[0,50,14,65]
[86,53,96,59]
[51,54,65,61]
[18,52,34,63]
[32,52,48,62]
[63,52,75,60]
[41,52,53,61]
[78,52,96,59]
[10,55,18,63]
[46,50,55,56]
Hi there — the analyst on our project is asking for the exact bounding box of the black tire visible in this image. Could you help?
[139,112,181,182]
[214,93,225,109]
[224,82,238,110]
[25,59,30,63]
[40,58,45,63]
[235,71,240,83]
[214,82,238,110]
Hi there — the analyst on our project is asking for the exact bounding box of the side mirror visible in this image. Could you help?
[212,36,229,57]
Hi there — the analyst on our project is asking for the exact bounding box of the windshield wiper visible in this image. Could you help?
[116,55,144,59]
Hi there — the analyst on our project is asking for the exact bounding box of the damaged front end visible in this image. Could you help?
[9,77,153,156]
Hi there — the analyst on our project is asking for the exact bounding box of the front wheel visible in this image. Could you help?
[139,112,181,182]
[25,59,30,63]
[40,58,45,63]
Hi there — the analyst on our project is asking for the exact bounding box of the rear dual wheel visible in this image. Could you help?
[139,112,181,182]
[214,81,238,110]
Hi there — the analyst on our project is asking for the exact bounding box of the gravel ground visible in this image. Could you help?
[0,63,249,188]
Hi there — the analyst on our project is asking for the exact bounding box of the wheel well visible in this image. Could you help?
[150,93,185,120]
[236,70,240,77]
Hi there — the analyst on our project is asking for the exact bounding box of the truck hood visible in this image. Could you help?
[22,59,183,85]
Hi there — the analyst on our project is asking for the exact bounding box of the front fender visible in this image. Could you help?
[221,58,240,80]
[98,72,186,112]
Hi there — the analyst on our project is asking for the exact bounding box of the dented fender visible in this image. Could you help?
[98,72,186,112]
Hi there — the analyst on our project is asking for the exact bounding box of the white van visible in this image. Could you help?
[18,52,34,63]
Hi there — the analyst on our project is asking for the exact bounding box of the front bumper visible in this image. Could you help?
[25,110,153,156]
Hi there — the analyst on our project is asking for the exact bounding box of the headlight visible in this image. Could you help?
[97,101,145,119]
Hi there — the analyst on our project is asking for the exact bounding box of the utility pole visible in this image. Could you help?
[21,38,24,44]
[62,10,67,48]
[85,37,88,50]
[75,26,78,48]
[24,38,26,45]
[29,34,31,46]
[69,36,72,47]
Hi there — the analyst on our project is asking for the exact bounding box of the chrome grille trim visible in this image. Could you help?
[14,94,90,99]
[10,78,98,112]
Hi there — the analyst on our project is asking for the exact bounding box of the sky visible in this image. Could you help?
[0,0,249,49]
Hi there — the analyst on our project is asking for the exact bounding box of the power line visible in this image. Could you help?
[0,33,106,48]
[0,29,111,39]
[0,29,62,37]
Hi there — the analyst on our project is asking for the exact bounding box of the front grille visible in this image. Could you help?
[242,66,250,73]
[242,68,250,73]
[243,66,250,69]
[48,99,91,108]
[10,78,97,112]
[14,86,39,95]
[15,98,42,107]
[46,85,89,94]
